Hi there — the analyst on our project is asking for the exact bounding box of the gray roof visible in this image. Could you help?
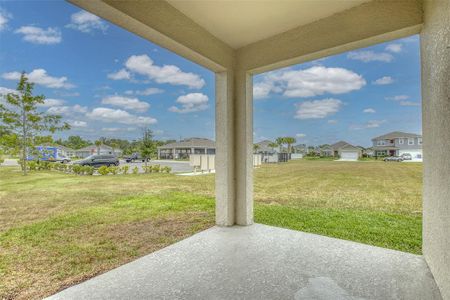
[340,144,361,151]
[76,144,114,152]
[255,140,279,153]
[158,138,215,149]
[330,141,351,150]
[372,131,421,141]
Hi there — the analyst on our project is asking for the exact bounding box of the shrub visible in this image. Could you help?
[161,166,172,173]
[98,166,110,175]
[82,165,94,175]
[152,165,160,173]
[143,165,150,173]
[109,166,119,175]
[66,165,73,173]
[72,165,83,175]
[132,166,139,174]
[28,161,38,171]
[121,165,129,175]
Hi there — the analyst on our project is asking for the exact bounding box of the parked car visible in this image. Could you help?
[384,156,403,162]
[401,153,412,160]
[124,152,150,163]
[73,154,119,167]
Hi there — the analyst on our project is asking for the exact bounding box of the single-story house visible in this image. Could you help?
[330,141,362,160]
[57,145,76,158]
[157,138,215,159]
[254,140,279,155]
[75,145,123,158]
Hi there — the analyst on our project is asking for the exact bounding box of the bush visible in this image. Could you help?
[143,165,150,173]
[66,165,73,173]
[121,165,129,175]
[151,165,160,173]
[72,164,83,175]
[161,166,172,173]
[28,161,38,171]
[82,165,94,175]
[132,166,139,174]
[109,166,119,175]
[98,165,110,175]
[0,158,4,164]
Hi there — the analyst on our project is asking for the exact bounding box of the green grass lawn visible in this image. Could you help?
[0,160,423,299]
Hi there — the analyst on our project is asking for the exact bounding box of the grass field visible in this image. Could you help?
[0,160,423,299]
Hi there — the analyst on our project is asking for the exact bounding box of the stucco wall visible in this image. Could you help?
[421,0,450,299]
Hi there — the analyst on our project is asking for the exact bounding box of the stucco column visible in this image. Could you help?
[421,1,450,299]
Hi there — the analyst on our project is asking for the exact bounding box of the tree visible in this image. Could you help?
[140,128,156,167]
[95,140,102,155]
[268,142,278,152]
[56,135,91,149]
[253,144,260,154]
[284,137,296,154]
[0,73,69,175]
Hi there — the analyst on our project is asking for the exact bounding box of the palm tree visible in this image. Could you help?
[95,140,102,155]
[268,142,278,153]
[275,137,285,152]
[284,137,297,154]
[253,144,260,154]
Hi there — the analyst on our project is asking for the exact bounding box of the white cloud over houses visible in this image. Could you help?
[101,95,150,112]
[385,43,402,53]
[86,107,157,125]
[107,69,131,80]
[254,66,365,99]
[15,26,62,44]
[37,98,65,107]
[296,133,306,138]
[399,100,420,106]
[109,54,205,89]
[350,119,386,130]
[347,51,393,62]
[0,8,11,31]
[66,10,108,33]
[2,69,74,89]
[294,98,343,120]
[169,93,209,113]
[372,76,394,85]
[363,108,376,113]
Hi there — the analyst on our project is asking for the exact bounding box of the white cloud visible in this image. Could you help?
[66,10,108,33]
[136,88,164,96]
[169,93,209,113]
[2,69,74,89]
[296,133,306,138]
[15,26,61,44]
[47,104,87,115]
[107,69,131,80]
[70,120,87,128]
[0,86,18,97]
[385,95,409,101]
[347,51,393,62]
[0,8,11,31]
[101,127,135,133]
[350,119,386,130]
[37,98,65,107]
[363,108,376,113]
[327,120,338,124]
[86,107,157,125]
[400,101,420,106]
[294,98,343,120]
[101,95,150,112]
[385,43,402,53]
[372,76,394,85]
[254,66,365,99]
[122,54,205,89]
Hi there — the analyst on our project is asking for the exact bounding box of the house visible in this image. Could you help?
[292,144,307,154]
[157,138,215,159]
[254,140,279,155]
[57,145,76,158]
[372,131,422,160]
[330,141,362,160]
[75,145,123,158]
[315,145,333,157]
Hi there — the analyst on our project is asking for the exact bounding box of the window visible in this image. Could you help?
[408,138,414,145]
[399,138,404,145]
[377,140,386,146]
[418,138,422,145]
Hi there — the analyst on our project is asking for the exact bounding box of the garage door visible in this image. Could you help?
[341,151,358,160]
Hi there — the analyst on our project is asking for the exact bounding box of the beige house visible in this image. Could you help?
[54,1,450,299]
[157,138,215,159]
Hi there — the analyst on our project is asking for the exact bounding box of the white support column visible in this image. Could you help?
[215,69,254,226]
[215,70,236,226]
[421,1,450,299]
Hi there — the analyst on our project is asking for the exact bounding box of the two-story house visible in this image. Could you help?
[372,131,423,159]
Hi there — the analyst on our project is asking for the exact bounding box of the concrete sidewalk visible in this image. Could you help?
[47,224,441,300]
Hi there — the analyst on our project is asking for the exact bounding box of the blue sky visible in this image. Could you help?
[0,1,421,147]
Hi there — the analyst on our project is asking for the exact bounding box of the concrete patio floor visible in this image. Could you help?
[47,224,441,300]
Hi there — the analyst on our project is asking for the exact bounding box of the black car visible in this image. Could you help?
[124,152,150,163]
[73,155,119,167]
